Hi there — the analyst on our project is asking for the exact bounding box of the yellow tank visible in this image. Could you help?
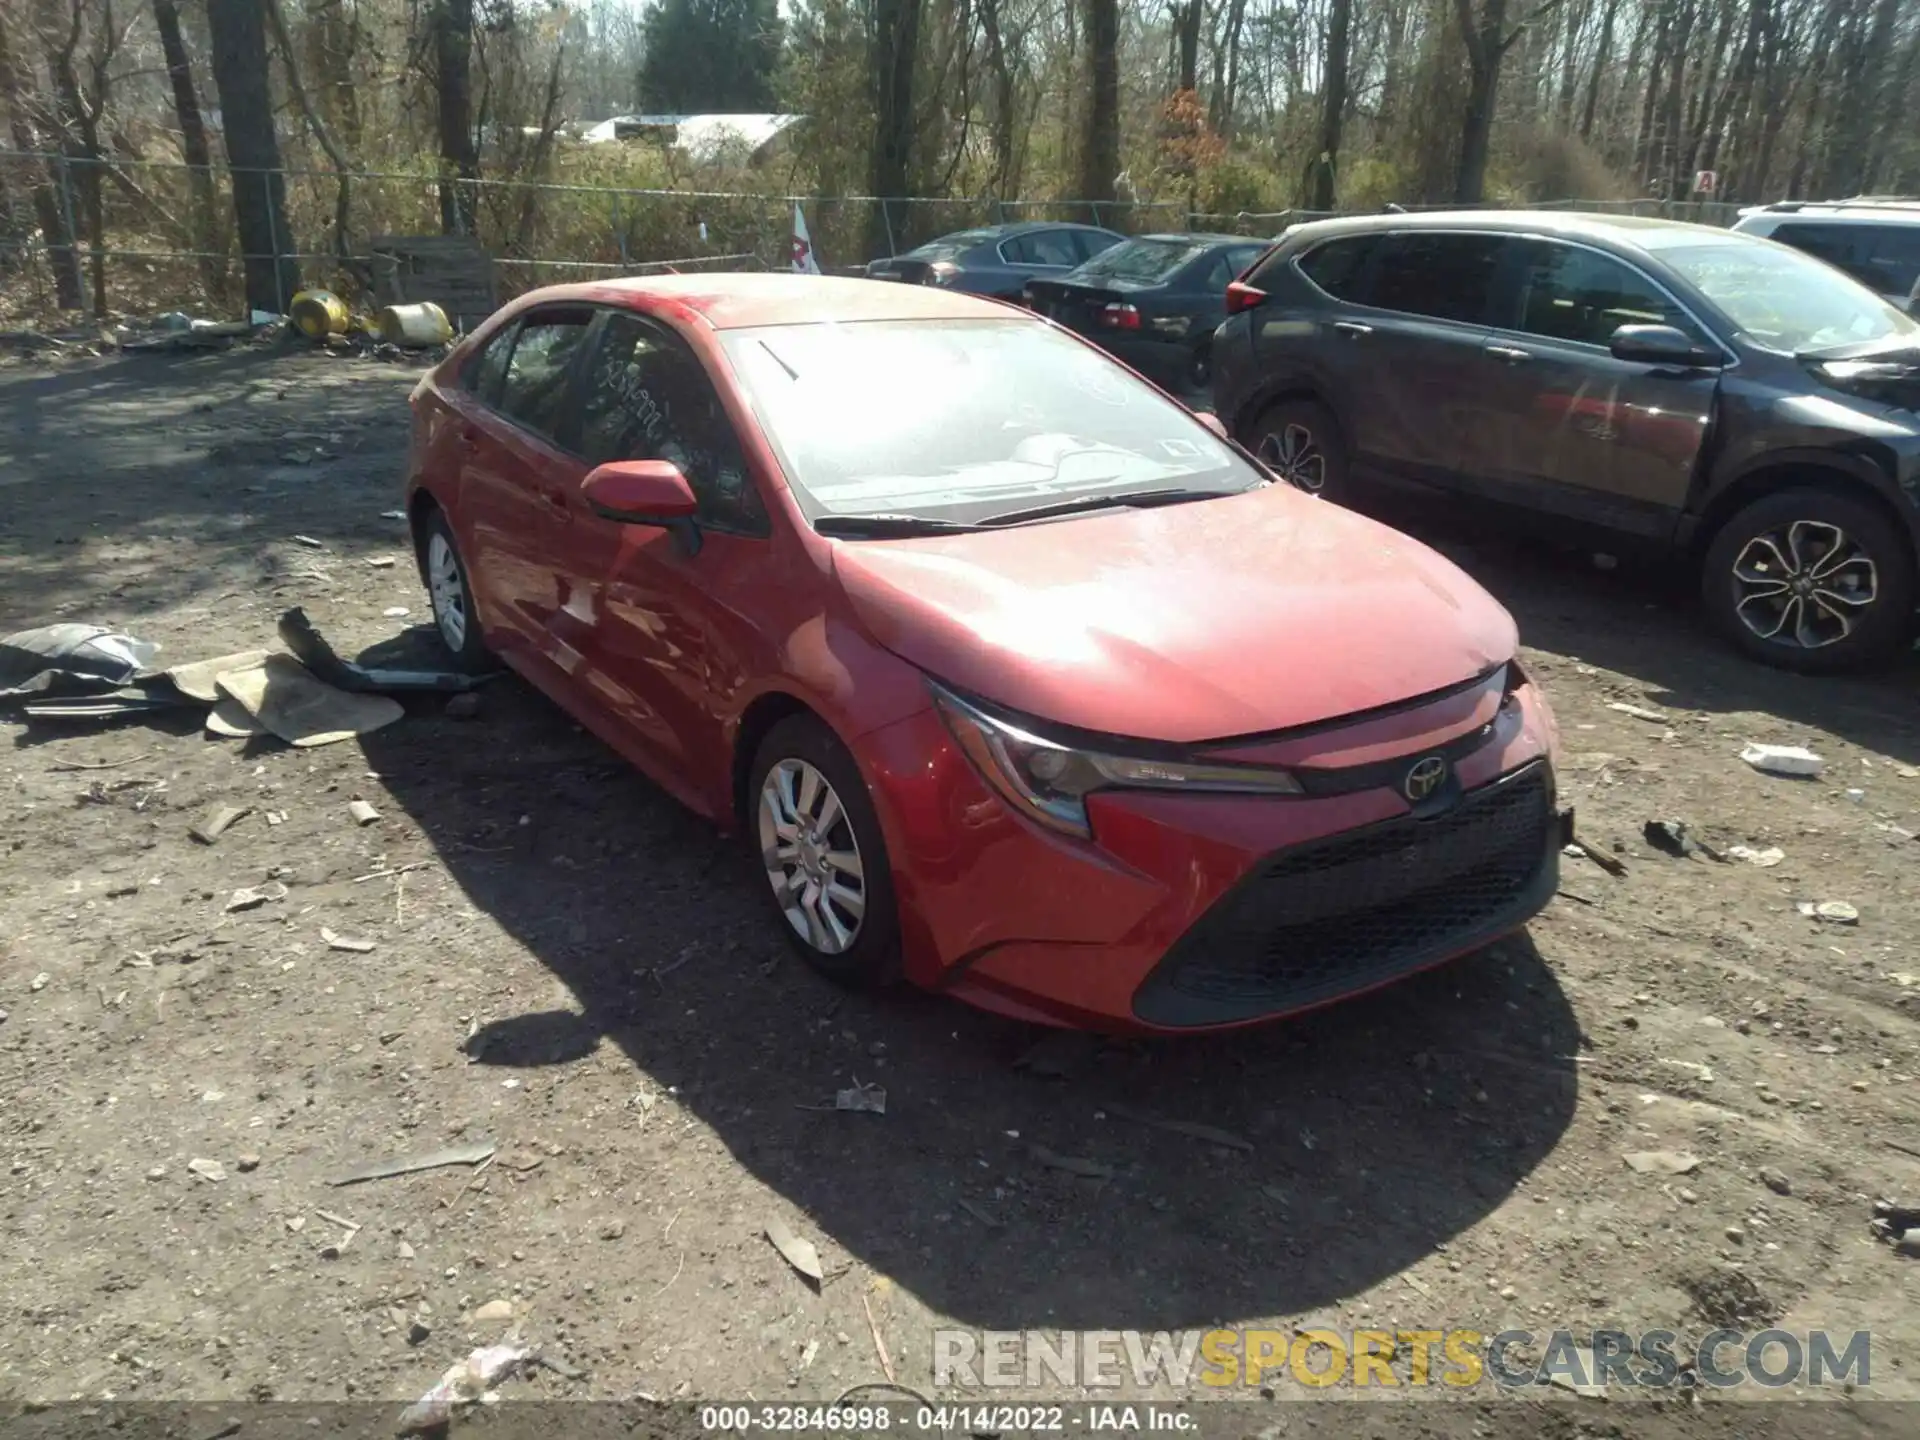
[289,289,349,340]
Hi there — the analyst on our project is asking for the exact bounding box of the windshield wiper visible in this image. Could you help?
[812,513,982,538]
[978,486,1235,528]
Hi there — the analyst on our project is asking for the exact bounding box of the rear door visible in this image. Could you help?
[456,306,594,657]
[1472,238,1719,538]
[1281,230,1509,489]
[993,227,1087,299]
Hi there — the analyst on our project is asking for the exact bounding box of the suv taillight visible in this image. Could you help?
[1225,281,1267,315]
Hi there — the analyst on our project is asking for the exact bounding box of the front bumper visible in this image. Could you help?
[851,676,1565,1033]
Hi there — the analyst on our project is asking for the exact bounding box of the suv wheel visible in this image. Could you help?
[1246,399,1348,502]
[1702,487,1914,673]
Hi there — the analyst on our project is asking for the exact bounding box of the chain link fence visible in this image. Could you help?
[0,148,1746,324]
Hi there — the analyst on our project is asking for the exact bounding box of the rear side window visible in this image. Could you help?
[1771,222,1920,298]
[1510,241,1705,347]
[1367,233,1506,324]
[1295,235,1380,301]
[463,322,516,405]
[497,310,591,440]
[1000,229,1082,267]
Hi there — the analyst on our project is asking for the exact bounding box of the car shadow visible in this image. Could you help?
[1357,495,1920,767]
[358,644,1581,1332]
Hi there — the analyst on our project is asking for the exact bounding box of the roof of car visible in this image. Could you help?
[573,271,1024,329]
[1130,231,1265,247]
[1280,209,1734,253]
[1739,201,1920,225]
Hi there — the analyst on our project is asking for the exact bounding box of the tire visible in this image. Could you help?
[416,508,495,673]
[748,714,901,986]
[1701,486,1915,674]
[1186,342,1213,391]
[1244,398,1350,502]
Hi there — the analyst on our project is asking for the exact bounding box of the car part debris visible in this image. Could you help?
[1,624,160,699]
[1741,743,1824,778]
[327,1139,496,1187]
[1643,819,1725,861]
[1799,900,1859,925]
[215,654,403,747]
[225,881,288,912]
[834,1082,887,1114]
[167,650,271,704]
[1728,844,1785,867]
[320,927,375,953]
[1562,837,1627,877]
[397,1343,530,1434]
[348,799,381,826]
[766,1216,825,1283]
[278,606,492,693]
[22,682,197,720]
[188,1157,227,1182]
[205,697,263,738]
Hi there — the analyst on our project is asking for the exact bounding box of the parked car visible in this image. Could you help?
[864,221,1125,301]
[1733,199,1920,312]
[1024,232,1272,390]
[404,273,1567,1032]
[1212,211,1920,673]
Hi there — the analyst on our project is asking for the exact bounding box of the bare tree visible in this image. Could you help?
[0,6,82,307]
[430,0,479,235]
[206,0,299,311]
[151,0,222,296]
[1078,0,1119,212]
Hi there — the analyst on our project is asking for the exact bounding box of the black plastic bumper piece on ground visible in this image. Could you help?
[1131,761,1562,1029]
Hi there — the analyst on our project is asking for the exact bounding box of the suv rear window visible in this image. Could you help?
[1367,233,1506,324]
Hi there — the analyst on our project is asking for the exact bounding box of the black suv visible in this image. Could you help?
[1211,211,1920,672]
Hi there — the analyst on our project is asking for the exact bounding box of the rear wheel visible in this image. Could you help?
[1245,398,1349,503]
[1701,487,1914,673]
[1186,341,1213,390]
[749,715,901,986]
[417,509,495,672]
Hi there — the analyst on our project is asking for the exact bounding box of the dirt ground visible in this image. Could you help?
[2,342,1919,1432]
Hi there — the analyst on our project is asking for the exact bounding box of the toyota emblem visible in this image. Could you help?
[1403,755,1449,802]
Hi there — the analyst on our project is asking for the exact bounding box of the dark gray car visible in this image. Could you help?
[1211,210,1920,673]
[865,221,1126,301]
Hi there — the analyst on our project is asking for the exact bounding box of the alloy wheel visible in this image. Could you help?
[1260,422,1327,493]
[1730,519,1879,650]
[758,757,867,954]
[427,532,468,653]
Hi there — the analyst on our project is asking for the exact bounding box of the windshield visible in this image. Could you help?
[1072,238,1207,283]
[1649,236,1920,353]
[721,319,1261,526]
[903,230,994,262]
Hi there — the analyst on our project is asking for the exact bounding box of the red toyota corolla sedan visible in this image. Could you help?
[403,273,1568,1032]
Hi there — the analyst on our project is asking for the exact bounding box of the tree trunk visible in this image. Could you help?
[1310,0,1351,211]
[152,0,224,298]
[865,0,921,255]
[1078,0,1120,215]
[1452,0,1510,205]
[979,0,1017,194]
[1173,0,1201,93]
[431,0,479,235]
[1838,0,1900,193]
[1579,0,1619,140]
[206,0,300,312]
[0,9,80,308]
[1208,0,1248,137]
[1699,0,1763,188]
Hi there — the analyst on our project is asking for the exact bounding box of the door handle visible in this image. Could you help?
[1486,344,1532,364]
[1333,320,1373,337]
[457,427,481,453]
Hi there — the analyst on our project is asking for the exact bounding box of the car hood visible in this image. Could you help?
[830,486,1517,744]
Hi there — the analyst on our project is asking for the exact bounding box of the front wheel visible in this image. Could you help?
[1701,487,1915,673]
[1244,399,1350,503]
[749,715,901,985]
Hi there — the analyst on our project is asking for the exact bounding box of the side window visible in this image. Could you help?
[1830,225,1920,296]
[1368,233,1506,324]
[1001,230,1081,267]
[1071,230,1122,263]
[463,321,516,406]
[578,312,766,535]
[497,310,591,440]
[1512,242,1703,347]
[1196,251,1236,292]
[1295,235,1381,302]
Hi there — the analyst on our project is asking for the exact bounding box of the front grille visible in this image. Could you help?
[1132,762,1558,1028]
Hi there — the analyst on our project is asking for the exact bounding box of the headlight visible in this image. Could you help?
[930,682,1302,838]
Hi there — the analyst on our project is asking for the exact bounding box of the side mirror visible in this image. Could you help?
[581,459,699,524]
[1609,323,1722,369]
[1195,411,1230,441]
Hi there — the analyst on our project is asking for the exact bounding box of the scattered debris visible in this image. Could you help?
[396,1343,531,1434]
[0,623,159,700]
[216,654,403,748]
[383,607,411,619]
[327,1140,497,1187]
[188,1157,227,1183]
[46,752,154,772]
[1798,900,1859,925]
[408,1321,432,1347]
[30,972,49,992]
[348,799,382,826]
[1563,838,1627,877]
[862,1292,898,1384]
[1105,1102,1253,1153]
[834,1082,887,1114]
[279,606,491,694]
[166,651,270,704]
[1623,1150,1699,1175]
[291,535,325,549]
[1759,1168,1791,1196]
[1656,1058,1715,1084]
[206,697,263,738]
[1741,743,1824,778]
[1643,819,1723,861]
[1030,1144,1115,1179]
[1728,845,1785,867]
[766,1217,825,1284]
[190,804,252,845]
[236,1153,261,1173]
[320,927,376,953]
[367,556,399,569]
[225,881,289,913]
[471,1299,514,1323]
[1608,701,1668,723]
